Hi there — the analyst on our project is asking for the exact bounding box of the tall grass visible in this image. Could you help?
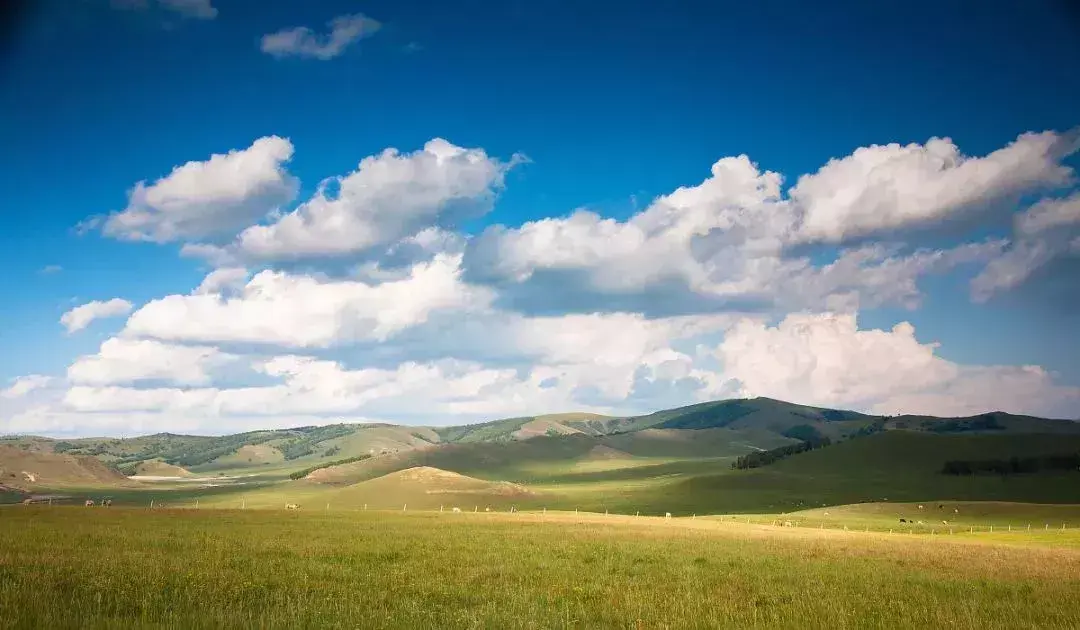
[2,508,1079,629]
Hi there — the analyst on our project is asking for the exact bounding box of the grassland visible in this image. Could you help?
[2,507,1079,629]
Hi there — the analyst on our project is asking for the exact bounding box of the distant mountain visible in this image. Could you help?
[2,397,1077,480]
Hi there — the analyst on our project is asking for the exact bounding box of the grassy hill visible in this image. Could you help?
[327,466,535,510]
[131,460,193,477]
[0,445,127,491]
[656,431,1080,514]
[3,397,1079,513]
[5,397,1076,481]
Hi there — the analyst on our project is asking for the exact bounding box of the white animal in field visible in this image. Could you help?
[84,499,94,507]
[485,507,490,512]
[783,520,794,527]
[452,507,461,513]
[941,520,949,526]
[916,520,924,525]
[665,512,672,519]
[954,508,959,514]
[823,511,830,516]
[285,503,300,510]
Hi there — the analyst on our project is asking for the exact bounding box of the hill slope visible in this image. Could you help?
[0,445,127,489]
[3,397,1077,484]
[658,431,1080,514]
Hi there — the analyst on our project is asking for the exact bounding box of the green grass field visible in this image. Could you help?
[2,507,1079,629]
[7,423,1080,628]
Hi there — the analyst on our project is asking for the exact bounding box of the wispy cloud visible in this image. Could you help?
[60,298,134,334]
[261,14,382,61]
[110,0,217,20]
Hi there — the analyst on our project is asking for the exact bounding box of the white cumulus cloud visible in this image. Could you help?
[789,129,1079,243]
[67,337,238,386]
[124,254,492,348]
[715,312,1079,418]
[232,138,522,261]
[61,298,134,333]
[101,136,298,242]
[466,153,1000,314]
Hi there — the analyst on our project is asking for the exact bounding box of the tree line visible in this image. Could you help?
[288,454,373,480]
[941,453,1080,476]
[731,435,832,470]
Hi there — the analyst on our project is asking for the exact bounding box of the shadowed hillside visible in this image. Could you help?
[2,397,1078,512]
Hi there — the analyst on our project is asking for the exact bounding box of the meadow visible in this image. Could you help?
[2,507,1080,629]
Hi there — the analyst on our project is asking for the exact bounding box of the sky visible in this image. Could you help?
[1,0,1079,437]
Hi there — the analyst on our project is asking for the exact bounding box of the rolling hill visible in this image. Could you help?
[325,466,535,510]
[3,396,1079,512]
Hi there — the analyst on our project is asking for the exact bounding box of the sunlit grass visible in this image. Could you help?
[2,507,1079,629]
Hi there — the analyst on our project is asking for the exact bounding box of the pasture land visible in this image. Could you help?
[2,508,1080,629]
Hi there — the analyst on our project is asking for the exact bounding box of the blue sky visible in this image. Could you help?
[1,0,1078,436]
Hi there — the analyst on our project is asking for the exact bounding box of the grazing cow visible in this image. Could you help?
[941,520,949,526]
[916,520,924,525]
[918,505,924,510]
[899,518,907,523]
[101,499,112,507]
[783,520,794,527]
[85,500,94,507]
[452,507,462,513]
[285,503,300,510]
[665,512,672,519]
